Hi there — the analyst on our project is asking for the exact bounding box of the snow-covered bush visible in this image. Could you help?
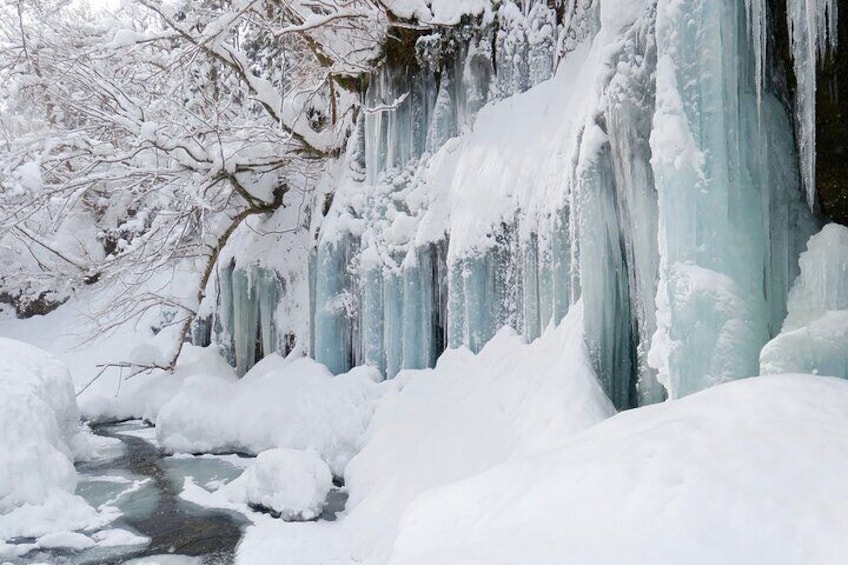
[221,448,333,521]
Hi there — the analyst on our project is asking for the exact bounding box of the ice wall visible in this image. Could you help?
[310,1,561,382]
[204,194,312,377]
[649,0,817,399]
[212,263,283,377]
[216,0,828,409]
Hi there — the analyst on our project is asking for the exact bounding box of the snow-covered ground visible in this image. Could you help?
[1,1,846,562]
[386,373,848,565]
[158,304,848,565]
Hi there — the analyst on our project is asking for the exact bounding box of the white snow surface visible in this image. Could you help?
[234,302,614,564]
[0,268,218,422]
[383,0,490,25]
[156,354,384,476]
[386,374,848,565]
[82,343,237,423]
[220,448,333,521]
[0,338,79,511]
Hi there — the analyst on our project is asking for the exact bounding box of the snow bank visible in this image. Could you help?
[0,338,111,553]
[156,354,383,476]
[0,269,210,422]
[220,448,332,521]
[761,224,848,378]
[82,344,237,423]
[234,303,613,564]
[386,374,848,565]
[0,338,79,510]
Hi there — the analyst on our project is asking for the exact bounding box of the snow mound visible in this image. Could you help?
[387,374,848,565]
[0,338,80,510]
[156,354,384,475]
[0,339,113,551]
[221,448,332,521]
[81,343,237,423]
[338,302,614,562]
[761,224,848,378]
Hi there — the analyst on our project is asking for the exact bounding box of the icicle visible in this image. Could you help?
[383,268,404,377]
[232,268,259,377]
[744,0,767,116]
[360,263,385,374]
[257,268,280,363]
[314,239,350,375]
[786,0,840,209]
[521,234,541,341]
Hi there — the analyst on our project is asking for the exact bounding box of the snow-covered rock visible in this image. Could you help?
[0,338,110,551]
[221,448,333,521]
[386,374,848,565]
[156,354,384,476]
[761,224,848,378]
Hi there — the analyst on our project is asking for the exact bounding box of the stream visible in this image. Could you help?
[10,421,349,564]
[20,421,250,565]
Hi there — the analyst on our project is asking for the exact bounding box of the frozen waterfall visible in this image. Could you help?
[208,0,835,410]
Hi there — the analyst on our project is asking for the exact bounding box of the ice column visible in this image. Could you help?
[314,239,350,375]
[760,224,848,379]
[650,0,778,398]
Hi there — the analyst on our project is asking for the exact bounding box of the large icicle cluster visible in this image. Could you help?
[310,0,567,382]
[212,0,831,409]
[747,0,839,208]
[788,0,839,208]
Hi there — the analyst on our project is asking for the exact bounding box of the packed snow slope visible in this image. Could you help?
[386,374,848,565]
[232,303,614,565]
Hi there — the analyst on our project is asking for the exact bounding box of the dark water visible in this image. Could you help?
[18,423,248,565]
[83,424,248,564]
[12,422,348,564]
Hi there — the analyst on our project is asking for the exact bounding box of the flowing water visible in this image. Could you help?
[18,422,249,565]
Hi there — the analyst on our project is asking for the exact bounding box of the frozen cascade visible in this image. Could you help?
[787,0,839,208]
[650,0,815,399]
[309,3,558,378]
[213,0,825,409]
[314,238,354,375]
[207,263,285,377]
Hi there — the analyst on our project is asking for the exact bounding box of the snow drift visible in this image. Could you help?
[234,302,614,564]
[0,338,106,555]
[156,354,384,476]
[387,374,848,565]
